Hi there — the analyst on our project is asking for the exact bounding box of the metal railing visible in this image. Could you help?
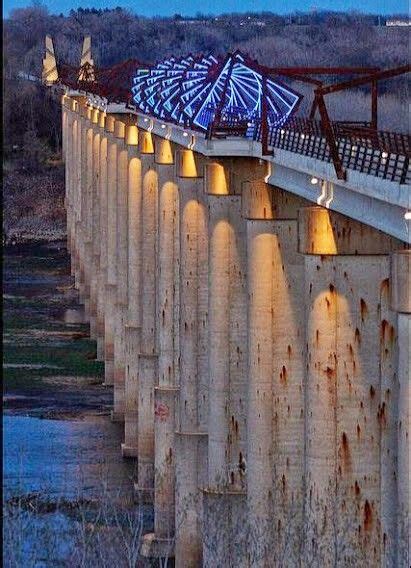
[251,117,411,184]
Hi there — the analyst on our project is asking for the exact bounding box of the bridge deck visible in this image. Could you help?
[82,96,410,244]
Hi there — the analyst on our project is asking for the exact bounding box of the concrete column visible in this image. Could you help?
[203,189,249,567]
[300,206,401,566]
[67,105,75,259]
[174,151,208,567]
[104,115,117,386]
[207,196,231,488]
[96,113,107,361]
[79,108,92,314]
[270,220,305,566]
[155,151,179,538]
[89,110,100,341]
[303,251,337,565]
[122,125,142,457]
[142,138,179,557]
[61,97,68,251]
[112,119,128,422]
[336,255,396,566]
[84,110,94,321]
[64,101,72,255]
[74,105,82,288]
[391,250,410,567]
[243,184,309,566]
[136,138,158,496]
[61,96,67,161]
[207,194,249,490]
[123,324,140,457]
[246,220,274,566]
[379,270,399,568]
[70,102,80,279]
[75,108,86,298]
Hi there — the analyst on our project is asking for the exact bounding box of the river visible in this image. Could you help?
[3,242,155,567]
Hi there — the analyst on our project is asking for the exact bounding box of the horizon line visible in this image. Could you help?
[3,6,409,19]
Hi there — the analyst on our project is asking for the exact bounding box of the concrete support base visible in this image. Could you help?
[103,362,114,387]
[103,284,117,386]
[154,385,178,538]
[123,324,140,458]
[96,334,105,362]
[110,411,124,423]
[140,534,174,559]
[174,431,208,568]
[202,488,247,567]
[137,354,158,493]
[96,270,106,361]
[88,255,99,340]
[133,482,154,505]
[113,303,127,420]
[120,444,138,459]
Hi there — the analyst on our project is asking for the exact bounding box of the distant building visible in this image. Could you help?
[386,18,410,26]
[179,19,206,25]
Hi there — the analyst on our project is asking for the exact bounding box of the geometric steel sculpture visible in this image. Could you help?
[45,34,411,181]
[42,35,59,85]
[131,50,302,135]
[78,36,95,82]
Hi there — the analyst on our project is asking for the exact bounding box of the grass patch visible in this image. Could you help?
[4,342,103,379]
[2,370,48,391]
[3,244,104,396]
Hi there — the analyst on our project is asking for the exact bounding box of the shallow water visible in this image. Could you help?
[3,242,153,567]
[3,415,134,500]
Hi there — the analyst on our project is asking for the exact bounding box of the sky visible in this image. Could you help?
[3,0,407,18]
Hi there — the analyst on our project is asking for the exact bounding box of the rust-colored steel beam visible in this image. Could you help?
[317,64,410,95]
[309,95,319,119]
[316,94,346,180]
[277,73,322,86]
[209,54,235,139]
[261,65,381,87]
[371,80,378,130]
[264,66,380,76]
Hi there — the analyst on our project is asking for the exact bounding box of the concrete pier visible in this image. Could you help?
[391,250,410,567]
[112,119,128,422]
[151,140,179,549]
[89,109,100,344]
[136,140,158,496]
[62,94,410,567]
[104,115,117,386]
[96,111,107,360]
[122,125,141,457]
[174,150,209,567]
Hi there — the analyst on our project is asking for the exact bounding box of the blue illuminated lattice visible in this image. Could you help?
[191,52,301,131]
[168,55,218,124]
[157,56,195,117]
[131,51,301,134]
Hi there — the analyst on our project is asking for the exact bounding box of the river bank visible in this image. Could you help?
[3,162,66,245]
[3,242,156,567]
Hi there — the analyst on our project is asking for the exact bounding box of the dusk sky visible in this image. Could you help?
[3,0,408,17]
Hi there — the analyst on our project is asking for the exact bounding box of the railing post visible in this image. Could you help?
[399,154,409,185]
[371,80,378,130]
[316,92,346,181]
[261,74,270,156]
[210,56,235,139]
[309,94,319,120]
